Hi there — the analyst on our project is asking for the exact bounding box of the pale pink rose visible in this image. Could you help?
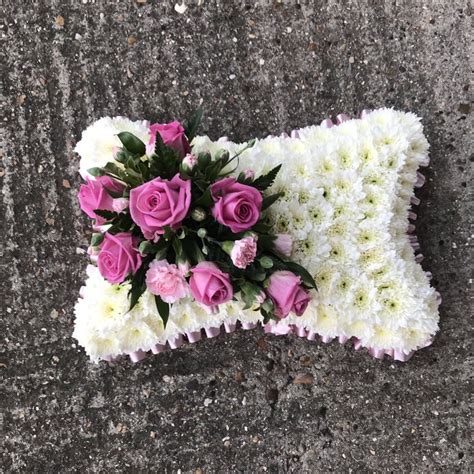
[78,176,125,225]
[243,169,255,180]
[97,232,142,284]
[266,270,311,318]
[129,174,191,241]
[230,235,258,269]
[273,233,293,258]
[189,262,233,308]
[147,121,190,157]
[145,260,190,303]
[210,178,262,233]
[182,153,198,171]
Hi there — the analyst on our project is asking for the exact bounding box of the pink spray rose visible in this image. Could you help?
[182,153,198,171]
[97,232,142,284]
[273,233,293,258]
[266,270,311,318]
[78,176,125,225]
[243,169,255,180]
[210,178,262,233]
[129,174,191,241]
[146,260,190,303]
[189,262,233,308]
[147,121,190,158]
[230,235,258,269]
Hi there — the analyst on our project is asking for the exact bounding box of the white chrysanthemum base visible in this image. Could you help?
[73,109,440,363]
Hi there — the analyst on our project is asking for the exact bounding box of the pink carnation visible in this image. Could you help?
[145,260,190,303]
[230,235,258,269]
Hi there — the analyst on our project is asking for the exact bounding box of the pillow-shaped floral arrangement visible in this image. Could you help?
[73,109,440,363]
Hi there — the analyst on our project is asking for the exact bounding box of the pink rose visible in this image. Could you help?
[146,260,190,303]
[273,233,293,258]
[266,270,311,318]
[210,178,262,233]
[78,176,125,225]
[292,286,311,316]
[97,232,142,284]
[129,174,191,241]
[189,262,233,308]
[147,121,190,158]
[230,235,258,269]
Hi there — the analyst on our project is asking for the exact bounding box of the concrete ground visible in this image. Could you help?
[1,1,472,472]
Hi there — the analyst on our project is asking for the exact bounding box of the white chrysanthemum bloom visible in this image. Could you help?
[73,266,164,362]
[75,116,150,178]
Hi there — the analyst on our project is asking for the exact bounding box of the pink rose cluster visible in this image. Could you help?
[77,113,314,326]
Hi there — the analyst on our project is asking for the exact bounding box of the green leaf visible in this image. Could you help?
[162,226,175,240]
[138,241,157,255]
[261,192,283,210]
[103,161,124,177]
[155,295,170,327]
[149,133,180,179]
[259,256,274,269]
[117,132,146,156]
[94,209,119,220]
[193,187,214,207]
[87,167,106,177]
[129,266,147,311]
[252,164,282,191]
[257,234,276,251]
[184,106,203,142]
[252,221,272,233]
[91,233,104,247]
[197,152,212,170]
[282,261,317,289]
[114,150,129,164]
[104,187,124,199]
[172,237,183,258]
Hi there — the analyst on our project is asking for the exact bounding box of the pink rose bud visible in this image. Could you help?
[112,198,129,213]
[266,270,311,318]
[177,257,191,276]
[189,262,233,309]
[182,153,198,171]
[78,176,125,225]
[87,245,99,263]
[273,233,293,258]
[243,169,255,180]
[255,290,266,305]
[129,174,191,241]
[97,233,142,284]
[230,235,258,269]
[210,177,262,233]
[147,121,190,158]
[145,260,190,303]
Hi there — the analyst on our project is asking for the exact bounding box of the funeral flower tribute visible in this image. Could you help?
[73,108,440,363]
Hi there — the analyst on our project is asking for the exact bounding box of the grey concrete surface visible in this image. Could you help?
[1,0,473,472]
